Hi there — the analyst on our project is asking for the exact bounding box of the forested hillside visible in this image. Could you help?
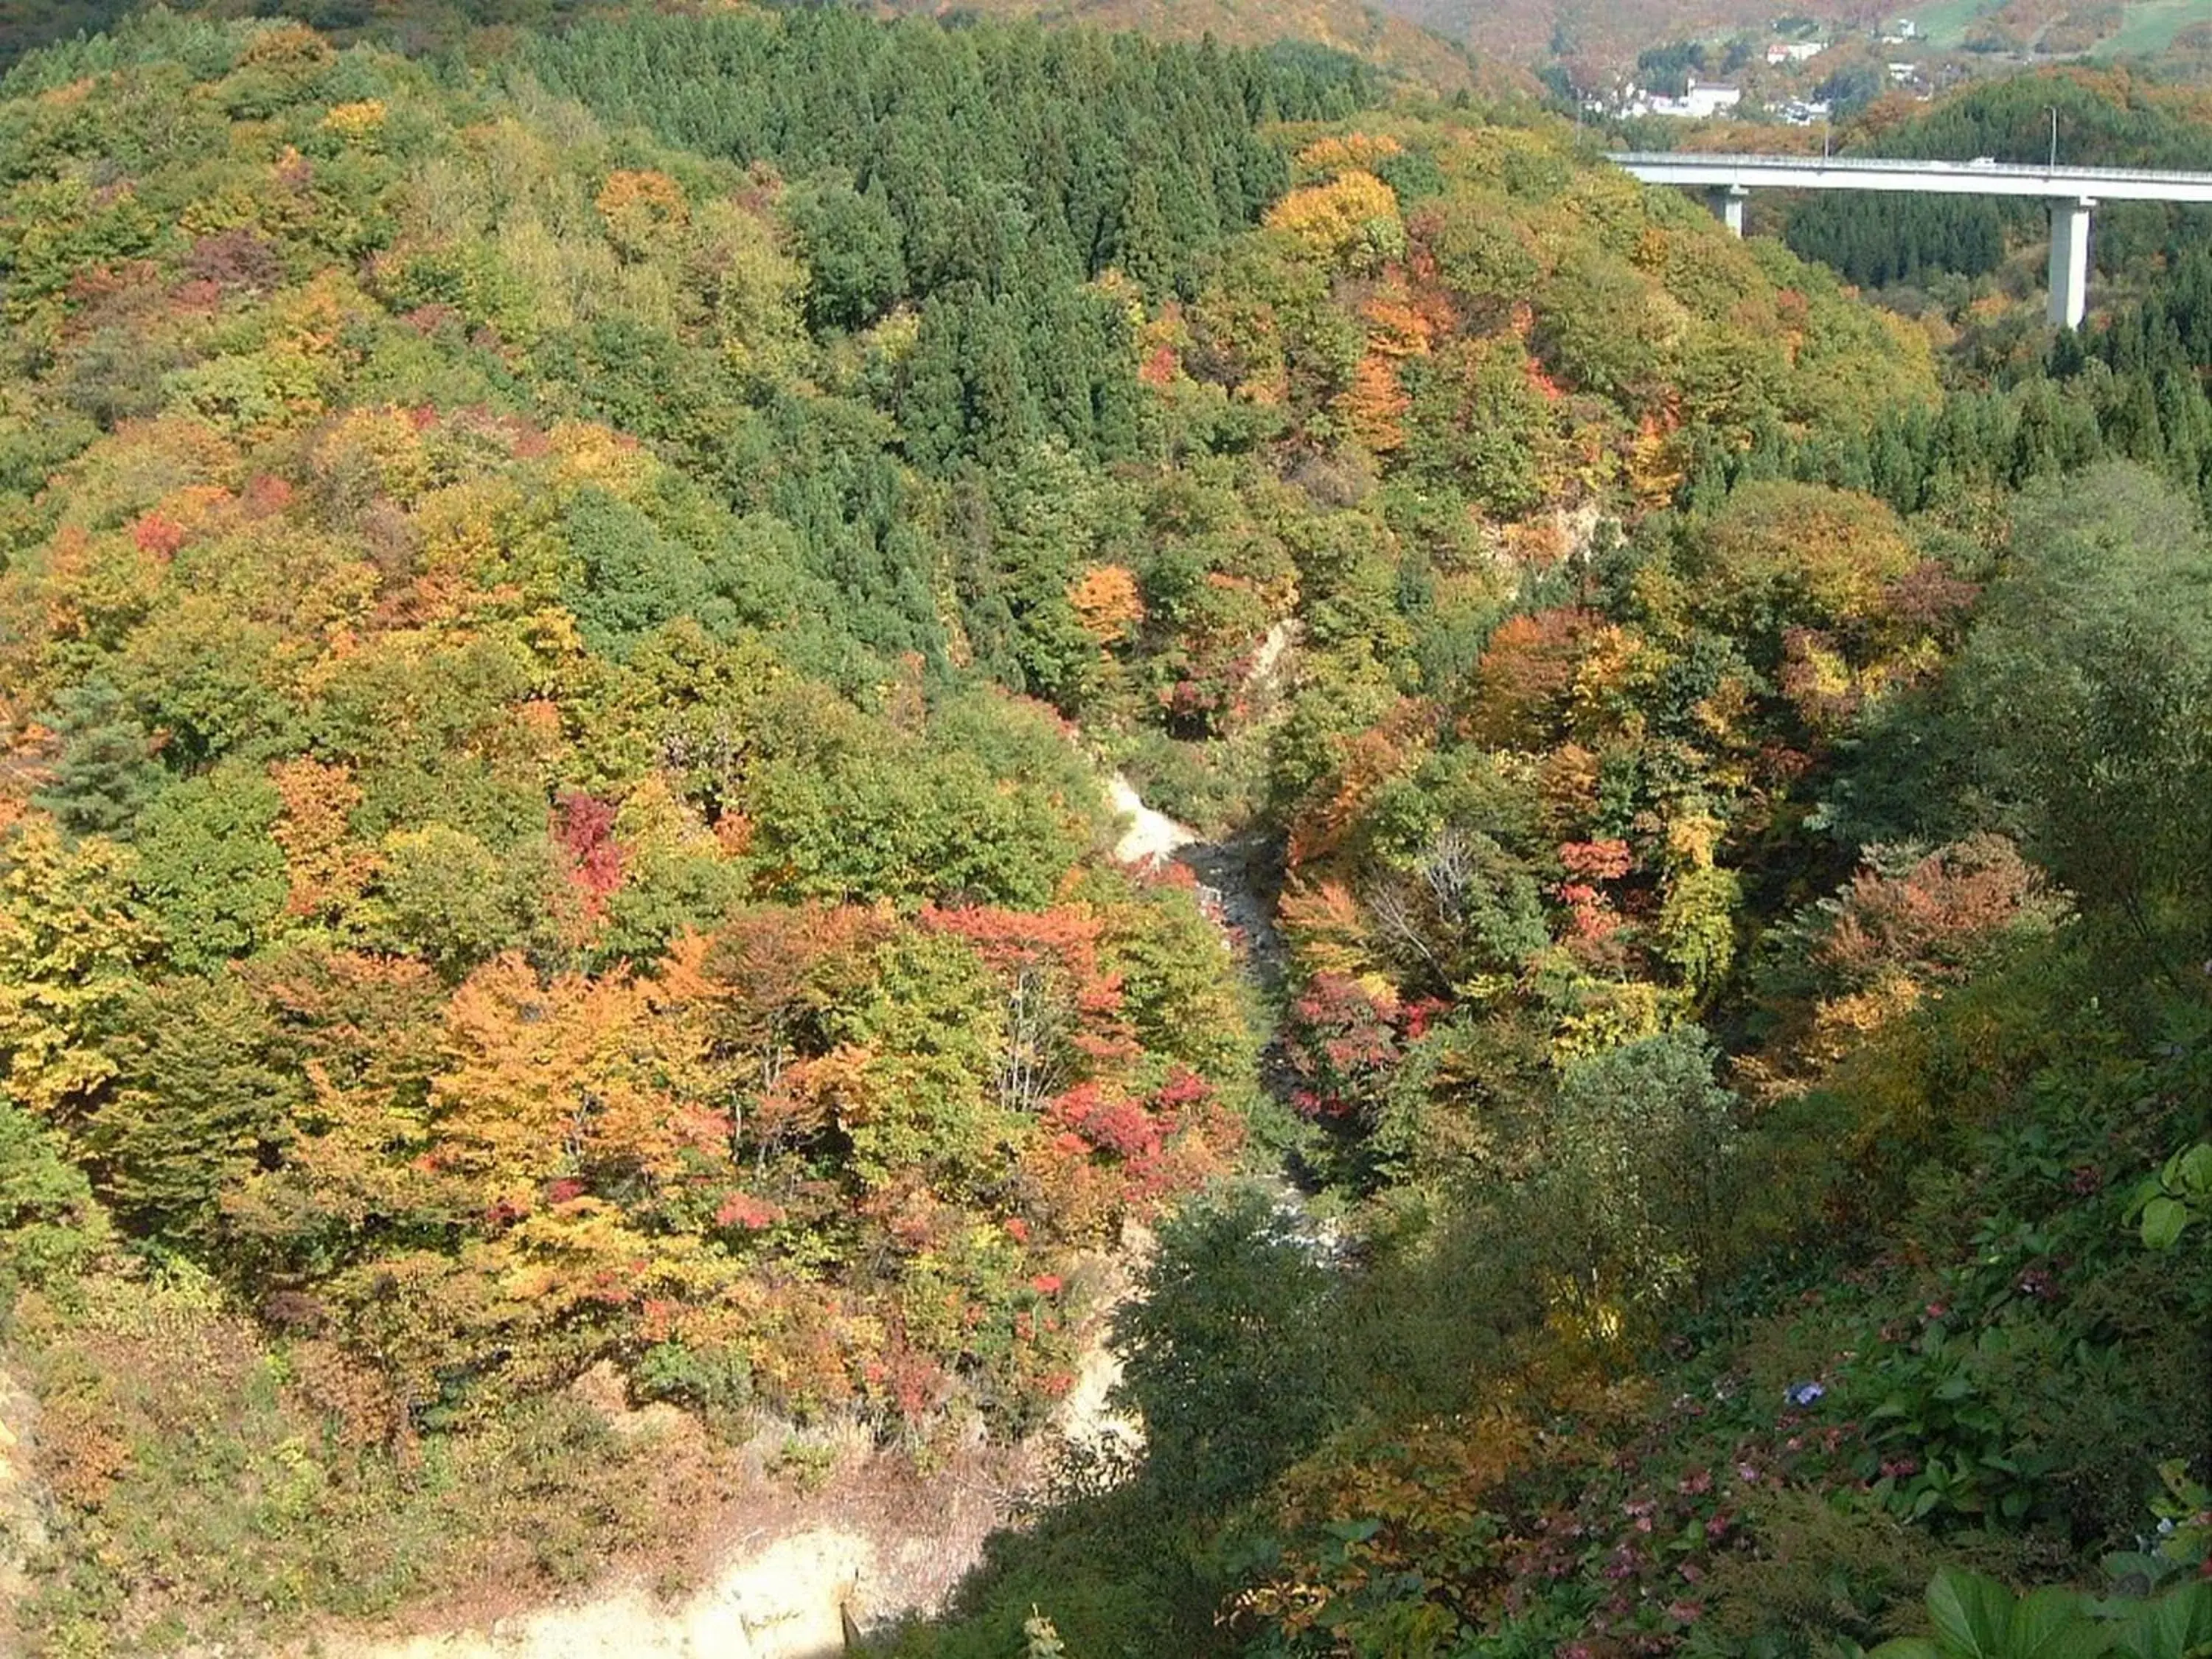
[0,14,1284,1645]
[864,0,1505,97]
[0,9,2205,1659]
[1782,71,2212,292]
[0,0,1506,99]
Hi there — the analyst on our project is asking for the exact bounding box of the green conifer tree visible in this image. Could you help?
[35,678,162,839]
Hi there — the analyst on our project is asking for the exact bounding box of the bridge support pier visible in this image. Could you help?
[2048,195,2094,330]
[1707,184,1749,236]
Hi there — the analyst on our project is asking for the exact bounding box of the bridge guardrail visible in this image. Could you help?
[1605,151,2212,187]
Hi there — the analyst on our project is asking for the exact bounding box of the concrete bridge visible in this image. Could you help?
[1607,152,2212,328]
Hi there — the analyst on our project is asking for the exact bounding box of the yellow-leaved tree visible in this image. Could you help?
[1265,169,1404,273]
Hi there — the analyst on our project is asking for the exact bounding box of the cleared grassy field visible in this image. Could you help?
[1907,0,2003,49]
[2093,0,2207,56]
[1899,0,2202,57]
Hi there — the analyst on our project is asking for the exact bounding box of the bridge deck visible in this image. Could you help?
[1606,151,2212,204]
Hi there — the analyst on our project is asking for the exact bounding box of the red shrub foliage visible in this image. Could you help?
[1819,835,2059,986]
[1462,608,1611,748]
[131,512,187,558]
[184,227,283,293]
[1560,839,1634,882]
[555,790,626,906]
[1283,973,1402,1122]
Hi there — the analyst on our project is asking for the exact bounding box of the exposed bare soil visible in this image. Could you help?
[52,638,1303,1659]
[0,1367,45,1659]
[314,1234,1152,1659]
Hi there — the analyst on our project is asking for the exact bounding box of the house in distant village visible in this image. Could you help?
[1766,40,1825,63]
[1641,78,1744,118]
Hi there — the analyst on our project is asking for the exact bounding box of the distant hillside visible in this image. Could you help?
[0,0,135,69]
[1891,0,2212,57]
[1385,0,2208,81]
[0,0,1534,99]
[1384,0,1863,74]
[1780,67,2212,288]
[870,0,1534,95]
[0,0,607,74]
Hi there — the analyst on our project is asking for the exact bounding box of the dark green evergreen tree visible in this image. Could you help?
[35,678,163,839]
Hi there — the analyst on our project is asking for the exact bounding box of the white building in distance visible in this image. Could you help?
[1643,80,1745,118]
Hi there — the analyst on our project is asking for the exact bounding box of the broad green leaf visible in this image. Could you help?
[2099,1551,2170,1592]
[1930,1567,2016,1659]
[2116,1581,2212,1659]
[1869,1638,1944,1659]
[2131,1173,2166,1218]
[2140,1195,2189,1251]
[2168,1144,2212,1191]
[2008,1587,2111,1659]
